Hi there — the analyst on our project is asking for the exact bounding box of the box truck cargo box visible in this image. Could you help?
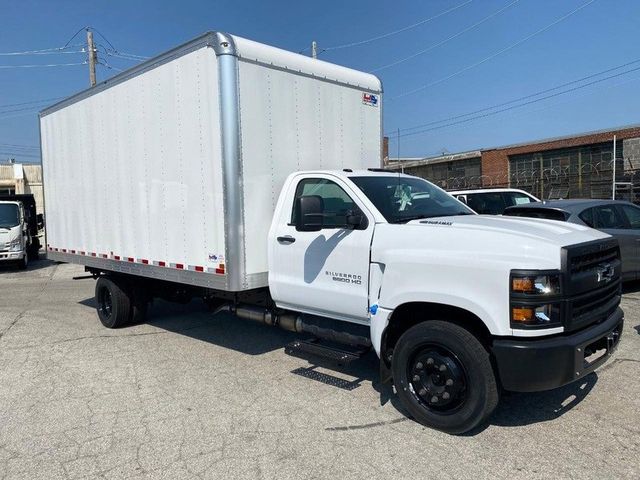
[40,32,382,291]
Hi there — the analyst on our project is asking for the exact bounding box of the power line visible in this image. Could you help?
[0,97,65,109]
[63,26,89,48]
[0,104,57,115]
[90,27,117,52]
[388,71,640,144]
[102,49,148,61]
[0,62,86,69]
[321,0,473,52]
[0,45,85,56]
[393,63,640,139]
[0,142,39,148]
[390,57,640,135]
[391,0,598,100]
[371,0,521,73]
[97,60,124,72]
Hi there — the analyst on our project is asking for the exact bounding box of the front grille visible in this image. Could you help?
[569,246,619,274]
[563,239,622,332]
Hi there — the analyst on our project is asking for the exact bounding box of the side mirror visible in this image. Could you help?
[295,195,323,232]
[346,209,367,230]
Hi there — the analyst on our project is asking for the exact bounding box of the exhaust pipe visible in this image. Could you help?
[213,303,371,348]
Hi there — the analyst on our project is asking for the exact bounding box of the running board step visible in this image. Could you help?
[285,339,369,365]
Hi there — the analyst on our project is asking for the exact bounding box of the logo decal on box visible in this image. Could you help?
[362,93,378,107]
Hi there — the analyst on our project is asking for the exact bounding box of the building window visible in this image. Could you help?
[508,142,622,200]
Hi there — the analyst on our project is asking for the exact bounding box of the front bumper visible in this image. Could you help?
[0,250,25,262]
[492,307,623,392]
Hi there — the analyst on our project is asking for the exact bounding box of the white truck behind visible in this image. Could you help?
[0,196,37,269]
[40,32,623,434]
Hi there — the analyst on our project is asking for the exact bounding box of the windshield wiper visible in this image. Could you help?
[389,214,432,224]
[390,212,473,224]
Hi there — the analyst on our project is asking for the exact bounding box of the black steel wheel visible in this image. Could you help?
[392,320,498,434]
[95,276,132,328]
[407,345,468,413]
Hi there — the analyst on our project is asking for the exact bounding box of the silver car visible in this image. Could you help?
[504,199,640,281]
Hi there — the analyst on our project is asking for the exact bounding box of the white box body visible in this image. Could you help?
[40,32,382,291]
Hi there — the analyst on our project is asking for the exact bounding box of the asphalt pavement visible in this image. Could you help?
[0,260,638,479]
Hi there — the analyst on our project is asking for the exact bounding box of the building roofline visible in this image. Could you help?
[385,150,481,170]
[482,123,640,152]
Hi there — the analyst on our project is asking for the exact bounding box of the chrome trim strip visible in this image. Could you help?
[217,40,247,291]
[48,251,229,289]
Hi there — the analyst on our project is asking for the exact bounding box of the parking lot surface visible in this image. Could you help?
[1,260,639,479]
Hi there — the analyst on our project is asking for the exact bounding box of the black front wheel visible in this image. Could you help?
[95,276,132,328]
[392,320,498,434]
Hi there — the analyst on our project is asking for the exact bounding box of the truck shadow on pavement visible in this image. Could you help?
[79,297,600,435]
[0,257,56,274]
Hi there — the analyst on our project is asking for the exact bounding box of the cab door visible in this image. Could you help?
[268,175,374,323]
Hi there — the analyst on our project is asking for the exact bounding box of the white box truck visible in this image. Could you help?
[40,32,624,434]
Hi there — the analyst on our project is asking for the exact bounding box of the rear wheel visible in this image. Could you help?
[95,276,132,328]
[392,320,498,434]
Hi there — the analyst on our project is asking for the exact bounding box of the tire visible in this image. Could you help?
[17,254,28,270]
[27,244,39,261]
[392,320,498,434]
[95,276,132,328]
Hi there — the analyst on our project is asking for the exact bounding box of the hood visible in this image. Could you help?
[0,225,20,245]
[372,214,610,271]
[408,214,608,248]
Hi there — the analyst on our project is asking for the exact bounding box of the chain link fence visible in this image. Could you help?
[434,160,640,202]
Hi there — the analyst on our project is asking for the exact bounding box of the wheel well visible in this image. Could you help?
[381,302,492,365]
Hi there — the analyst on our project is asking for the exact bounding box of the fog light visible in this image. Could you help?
[511,304,555,327]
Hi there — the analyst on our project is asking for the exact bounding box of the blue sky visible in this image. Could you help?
[1,0,640,163]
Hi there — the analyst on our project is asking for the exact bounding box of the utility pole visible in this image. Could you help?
[87,28,97,87]
[311,41,317,59]
[612,135,617,200]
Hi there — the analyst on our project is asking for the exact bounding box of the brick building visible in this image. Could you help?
[385,124,640,200]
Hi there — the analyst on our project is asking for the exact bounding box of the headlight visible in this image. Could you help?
[510,270,562,328]
[511,273,561,295]
[9,238,22,252]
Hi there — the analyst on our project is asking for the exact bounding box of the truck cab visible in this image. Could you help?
[268,170,623,433]
[0,200,30,269]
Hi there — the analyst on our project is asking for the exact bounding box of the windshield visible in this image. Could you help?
[350,175,474,223]
[0,204,19,229]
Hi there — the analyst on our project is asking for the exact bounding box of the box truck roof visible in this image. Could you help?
[40,31,381,117]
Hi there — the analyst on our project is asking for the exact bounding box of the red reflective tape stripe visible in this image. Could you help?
[141,259,149,264]
[127,257,134,262]
[175,263,184,270]
[62,249,67,253]
[158,261,166,267]
[91,252,96,257]
[79,251,85,255]
[195,266,204,272]
[101,254,108,258]
[215,268,225,274]
[114,255,120,260]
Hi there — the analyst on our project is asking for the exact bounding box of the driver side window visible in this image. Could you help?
[291,178,357,229]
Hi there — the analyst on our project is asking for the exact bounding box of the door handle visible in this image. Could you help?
[277,235,296,244]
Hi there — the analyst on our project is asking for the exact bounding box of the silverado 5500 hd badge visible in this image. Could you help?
[326,271,362,285]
